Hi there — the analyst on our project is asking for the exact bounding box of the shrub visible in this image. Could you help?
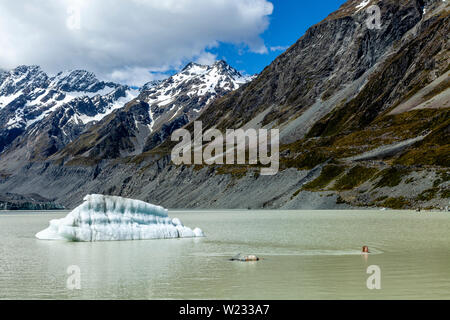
[375,167,409,188]
[334,166,379,190]
[381,197,411,209]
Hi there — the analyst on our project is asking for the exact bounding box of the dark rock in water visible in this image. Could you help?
[0,193,65,210]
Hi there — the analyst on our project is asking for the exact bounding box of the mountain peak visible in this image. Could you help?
[180,62,209,76]
[182,60,242,78]
[50,69,119,93]
[181,60,237,74]
[7,65,47,81]
[11,65,43,74]
[0,65,49,97]
[212,59,229,68]
[182,62,202,70]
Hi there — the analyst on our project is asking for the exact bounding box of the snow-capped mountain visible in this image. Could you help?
[140,60,254,150]
[56,60,254,159]
[0,65,138,159]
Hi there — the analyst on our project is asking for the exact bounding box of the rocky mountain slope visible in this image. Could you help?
[0,0,448,210]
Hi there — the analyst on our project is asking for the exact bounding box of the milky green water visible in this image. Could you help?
[1,210,450,300]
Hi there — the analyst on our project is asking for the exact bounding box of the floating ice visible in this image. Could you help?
[35,194,204,241]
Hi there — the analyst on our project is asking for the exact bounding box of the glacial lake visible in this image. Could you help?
[1,210,450,300]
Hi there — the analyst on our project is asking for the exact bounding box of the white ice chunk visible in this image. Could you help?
[193,228,205,237]
[35,194,204,241]
[172,218,183,226]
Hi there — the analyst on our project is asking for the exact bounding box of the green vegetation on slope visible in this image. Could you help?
[333,166,379,191]
[302,165,346,191]
[374,167,410,188]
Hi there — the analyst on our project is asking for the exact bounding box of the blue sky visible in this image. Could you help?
[208,0,346,75]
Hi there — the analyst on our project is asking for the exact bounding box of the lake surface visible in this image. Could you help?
[1,210,450,300]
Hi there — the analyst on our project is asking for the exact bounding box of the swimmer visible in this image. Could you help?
[362,246,370,254]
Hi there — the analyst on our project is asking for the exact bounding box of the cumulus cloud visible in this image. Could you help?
[0,0,273,86]
[194,52,218,66]
[108,67,168,86]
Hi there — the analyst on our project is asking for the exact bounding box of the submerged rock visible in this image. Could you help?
[35,194,204,241]
[230,254,260,262]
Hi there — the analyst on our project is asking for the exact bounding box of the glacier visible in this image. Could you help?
[35,194,204,241]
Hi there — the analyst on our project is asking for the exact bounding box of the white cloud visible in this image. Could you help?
[194,52,218,66]
[108,67,168,86]
[0,0,273,86]
[270,45,289,52]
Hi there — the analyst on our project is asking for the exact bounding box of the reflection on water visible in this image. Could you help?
[1,210,450,299]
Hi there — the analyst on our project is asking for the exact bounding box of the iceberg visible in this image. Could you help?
[35,194,204,241]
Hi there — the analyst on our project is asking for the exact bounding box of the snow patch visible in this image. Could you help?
[77,88,139,124]
[0,91,22,109]
[356,0,371,12]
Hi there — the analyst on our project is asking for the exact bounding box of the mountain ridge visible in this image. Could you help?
[53,60,254,161]
[0,65,137,161]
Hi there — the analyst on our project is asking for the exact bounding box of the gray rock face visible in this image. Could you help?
[307,0,449,136]
[199,0,429,134]
[0,159,347,210]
